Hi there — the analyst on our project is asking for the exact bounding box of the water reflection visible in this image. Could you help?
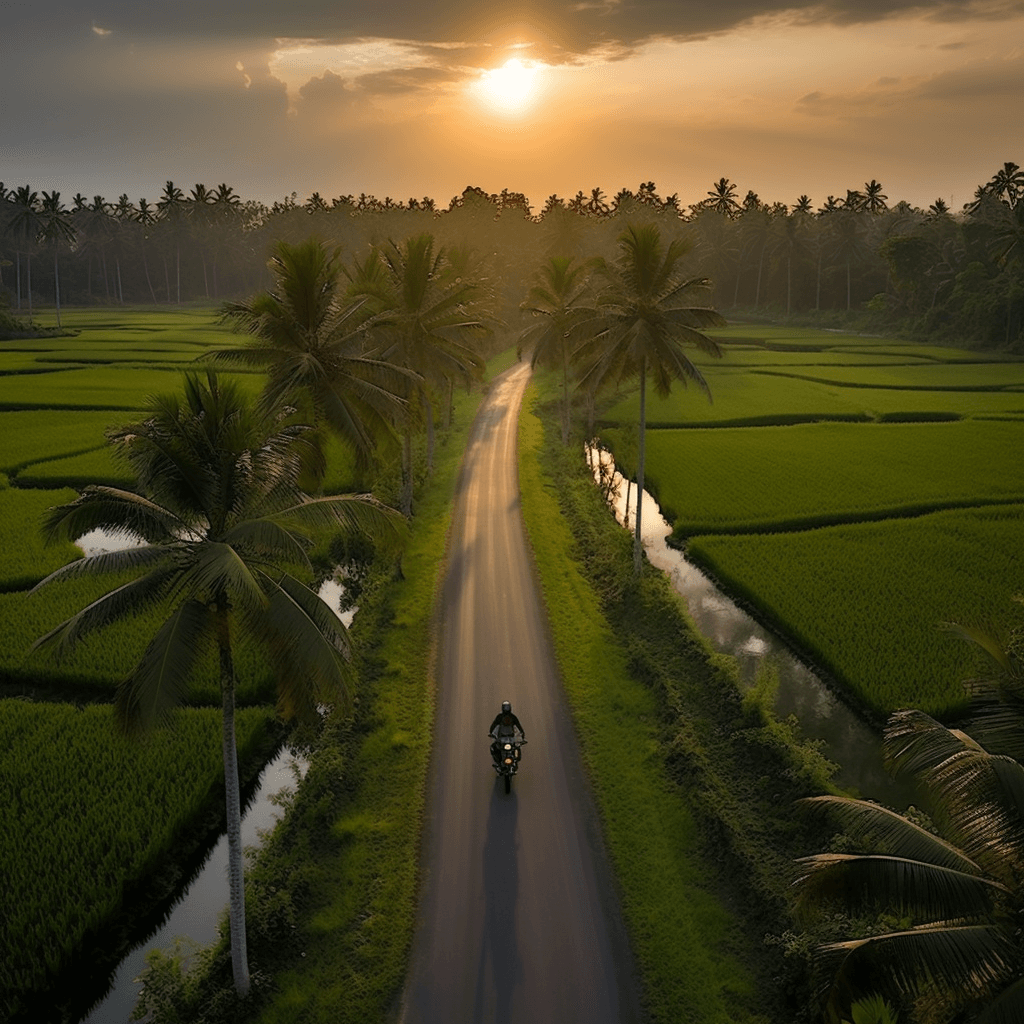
[587,446,910,805]
[80,749,307,1024]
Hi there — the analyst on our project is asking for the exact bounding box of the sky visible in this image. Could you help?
[2,0,1022,214]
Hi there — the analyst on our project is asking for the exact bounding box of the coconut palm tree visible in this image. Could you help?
[216,237,411,481]
[517,255,599,444]
[352,233,491,514]
[31,371,405,997]
[8,186,41,316]
[795,705,1024,1024]
[706,177,741,217]
[576,223,725,574]
[38,191,75,327]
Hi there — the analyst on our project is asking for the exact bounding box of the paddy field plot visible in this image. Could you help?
[0,701,274,1003]
[686,504,1024,719]
[602,419,1024,538]
[597,326,1024,722]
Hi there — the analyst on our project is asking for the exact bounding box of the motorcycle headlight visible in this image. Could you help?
[503,743,512,750]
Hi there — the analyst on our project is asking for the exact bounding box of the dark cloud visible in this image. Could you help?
[16,0,1022,63]
[914,51,1024,96]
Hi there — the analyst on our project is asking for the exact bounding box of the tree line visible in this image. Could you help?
[1,163,1021,347]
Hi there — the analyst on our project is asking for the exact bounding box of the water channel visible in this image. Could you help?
[65,528,349,1023]
[587,447,912,807]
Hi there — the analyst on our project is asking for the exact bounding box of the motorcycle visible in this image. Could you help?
[490,736,526,793]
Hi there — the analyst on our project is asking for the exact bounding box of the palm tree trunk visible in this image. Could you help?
[633,362,646,576]
[401,431,413,517]
[217,606,251,997]
[561,349,571,445]
[143,251,157,304]
[423,392,435,476]
[53,245,61,329]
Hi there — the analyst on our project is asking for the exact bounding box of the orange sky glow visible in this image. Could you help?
[4,1,1022,211]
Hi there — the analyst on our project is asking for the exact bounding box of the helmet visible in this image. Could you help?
[501,700,511,714]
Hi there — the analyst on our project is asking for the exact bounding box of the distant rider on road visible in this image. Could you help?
[489,700,526,764]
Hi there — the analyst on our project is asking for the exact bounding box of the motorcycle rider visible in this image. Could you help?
[489,700,526,764]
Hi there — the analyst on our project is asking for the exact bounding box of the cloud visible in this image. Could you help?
[352,65,467,94]
[20,0,1024,65]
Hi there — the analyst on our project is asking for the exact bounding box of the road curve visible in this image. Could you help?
[400,363,640,1024]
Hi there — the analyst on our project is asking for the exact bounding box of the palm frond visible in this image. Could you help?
[31,567,178,662]
[794,852,1005,921]
[256,571,353,722]
[40,486,185,545]
[817,923,1016,1021]
[31,543,175,592]
[797,795,985,873]
[116,599,214,733]
[884,708,981,777]
[273,493,407,552]
[974,973,1024,1024]
[220,516,311,568]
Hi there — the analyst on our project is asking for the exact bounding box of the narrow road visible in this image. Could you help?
[400,364,640,1024]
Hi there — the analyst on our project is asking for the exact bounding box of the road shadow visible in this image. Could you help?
[473,781,521,1024]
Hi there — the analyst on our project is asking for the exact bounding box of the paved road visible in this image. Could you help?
[400,364,640,1024]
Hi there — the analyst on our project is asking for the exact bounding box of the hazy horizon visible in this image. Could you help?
[4,0,1022,212]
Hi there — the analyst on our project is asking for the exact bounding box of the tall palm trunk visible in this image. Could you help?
[401,431,414,517]
[561,346,571,445]
[423,392,435,476]
[53,245,62,329]
[633,360,646,576]
[217,602,250,997]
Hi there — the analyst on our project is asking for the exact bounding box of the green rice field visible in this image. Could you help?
[0,308,298,1011]
[597,326,1024,720]
[0,701,274,1001]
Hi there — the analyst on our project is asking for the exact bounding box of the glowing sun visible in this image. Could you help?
[477,58,538,113]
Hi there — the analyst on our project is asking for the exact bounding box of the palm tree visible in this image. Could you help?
[986,163,1024,210]
[577,223,725,574]
[706,178,741,217]
[38,191,75,328]
[31,371,405,996]
[517,255,599,444]
[8,186,41,316]
[794,705,1024,1024]
[216,237,410,480]
[352,233,491,514]
[863,180,889,214]
[157,181,186,303]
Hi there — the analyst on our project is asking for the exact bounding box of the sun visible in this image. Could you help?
[477,58,538,113]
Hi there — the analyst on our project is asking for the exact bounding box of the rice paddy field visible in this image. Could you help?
[597,324,1024,721]
[0,308,294,1015]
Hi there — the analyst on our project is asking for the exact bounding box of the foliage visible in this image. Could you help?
[794,703,1024,1023]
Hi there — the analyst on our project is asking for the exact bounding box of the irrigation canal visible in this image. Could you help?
[588,446,913,808]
